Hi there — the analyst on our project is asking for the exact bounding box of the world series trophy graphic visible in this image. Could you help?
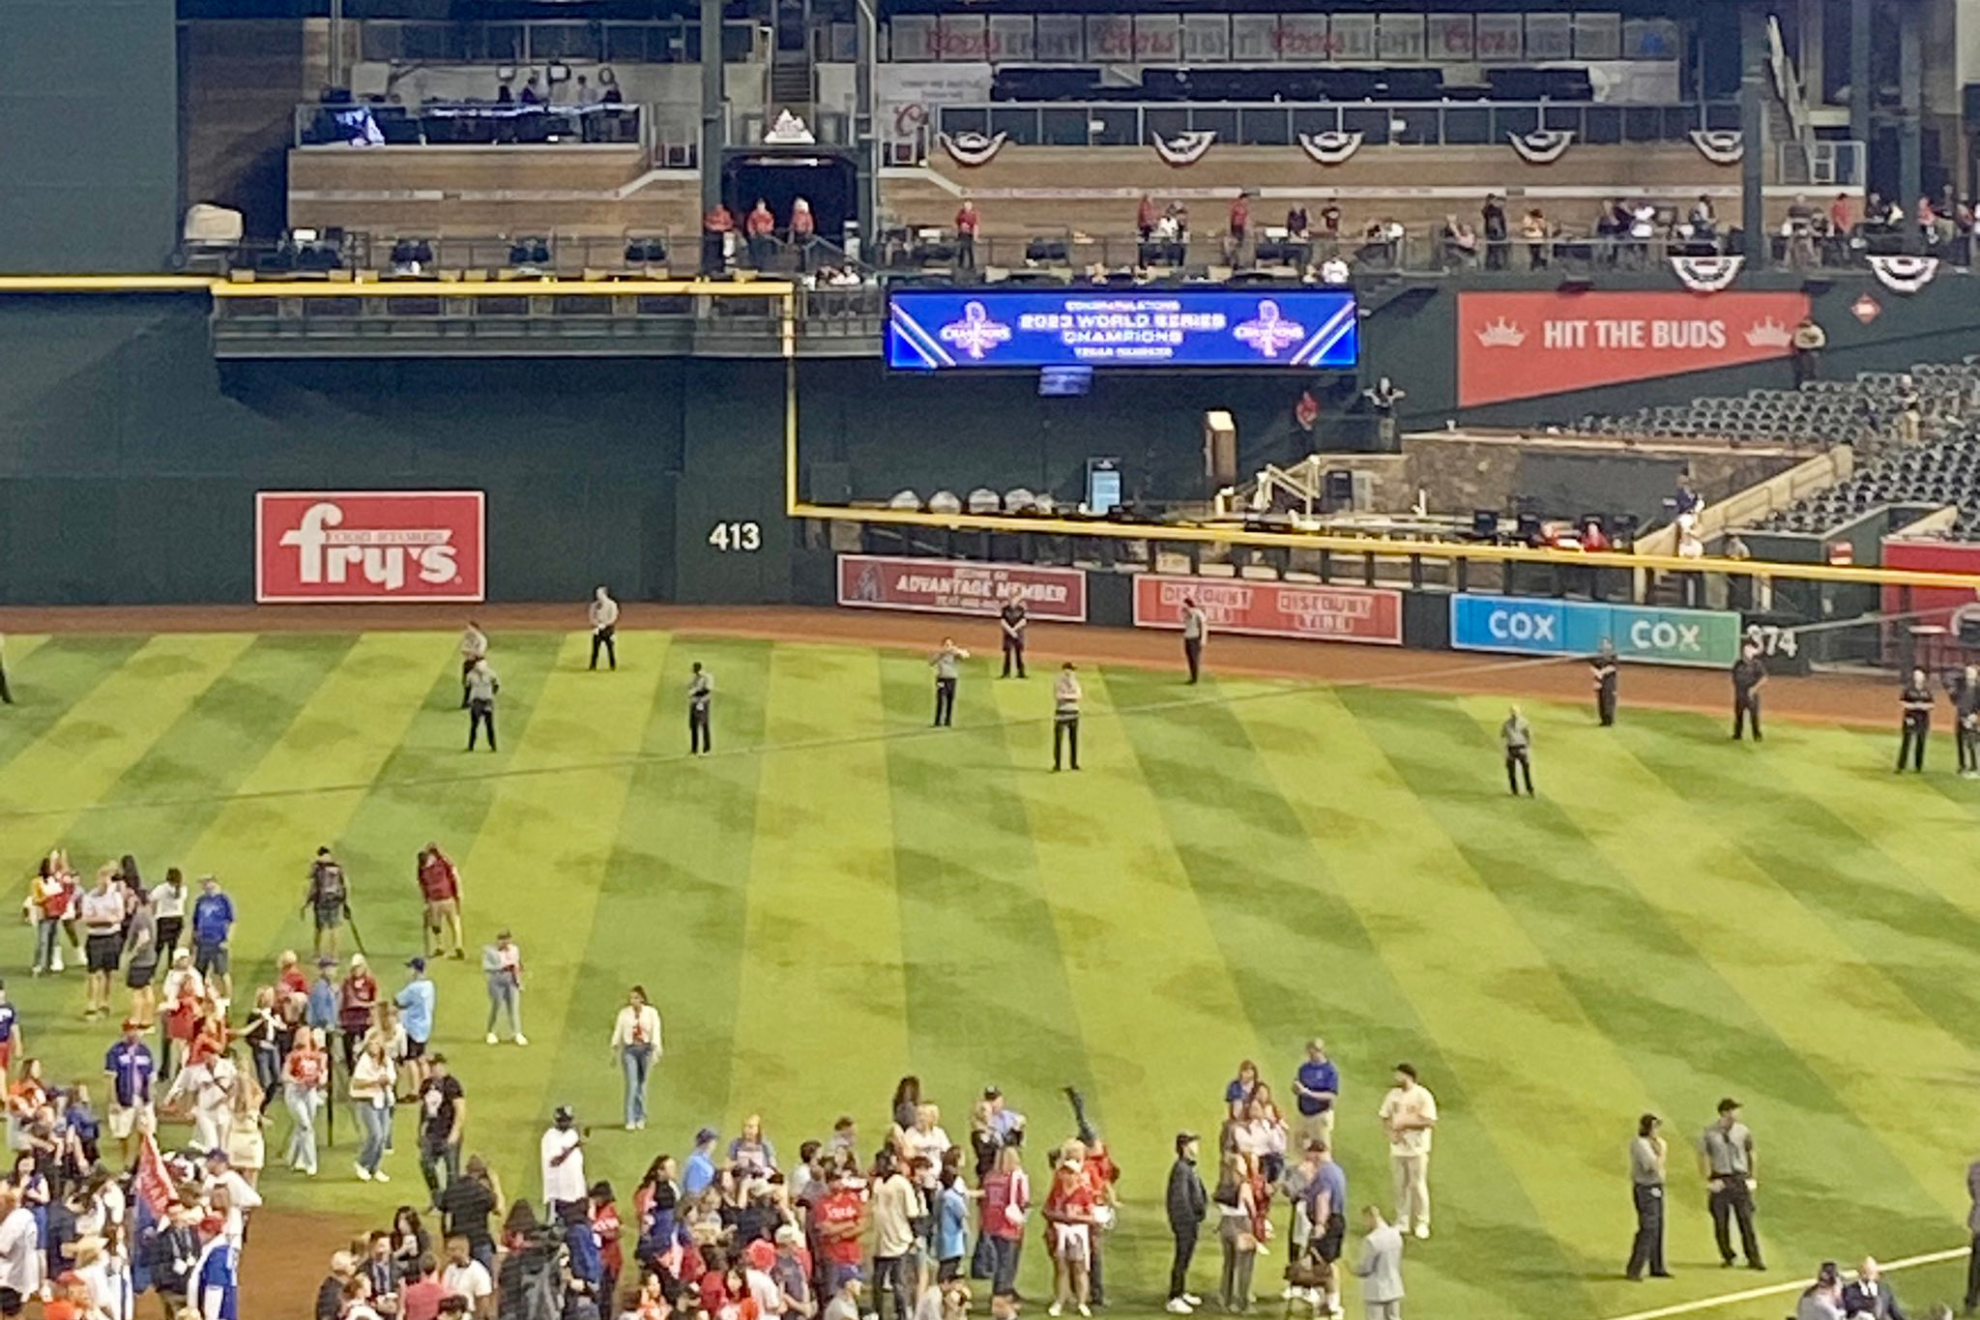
[1232,300,1306,359]
[939,301,1013,360]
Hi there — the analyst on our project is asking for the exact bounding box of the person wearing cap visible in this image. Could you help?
[684,1126,721,1197]
[1626,1113,1670,1281]
[609,986,663,1132]
[480,931,525,1047]
[102,1019,156,1166]
[1797,1261,1844,1320]
[304,847,351,960]
[188,876,235,1004]
[1164,1132,1207,1313]
[1698,1097,1763,1270]
[417,1054,466,1200]
[821,1269,864,1320]
[1377,1064,1437,1240]
[417,845,466,961]
[540,1106,587,1221]
[396,958,437,1090]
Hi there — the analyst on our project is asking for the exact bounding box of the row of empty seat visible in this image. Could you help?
[1757,431,1980,537]
[1582,362,1980,449]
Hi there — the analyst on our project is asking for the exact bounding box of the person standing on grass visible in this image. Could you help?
[610,986,662,1132]
[396,959,436,1089]
[1292,1040,1339,1151]
[338,954,380,1073]
[541,1106,588,1222]
[683,661,715,756]
[28,859,67,977]
[464,659,499,753]
[282,1027,329,1177]
[1966,1159,1980,1314]
[417,1054,466,1200]
[1626,1114,1670,1281]
[1898,667,1934,773]
[1699,1097,1763,1271]
[123,889,159,1028]
[149,868,188,960]
[1377,1064,1437,1240]
[930,639,969,727]
[1501,706,1535,797]
[1000,598,1028,678]
[102,1019,155,1168]
[872,1150,921,1320]
[0,633,11,706]
[1053,663,1082,772]
[351,1036,396,1183]
[1350,1207,1404,1320]
[1212,1152,1257,1314]
[79,867,128,1022]
[417,845,465,961]
[0,985,21,1088]
[190,876,235,1005]
[1591,641,1619,726]
[1732,641,1766,741]
[1955,665,1980,779]
[589,587,620,672]
[305,848,350,960]
[1181,598,1208,684]
[1165,1132,1207,1314]
[459,621,488,709]
[482,931,524,1047]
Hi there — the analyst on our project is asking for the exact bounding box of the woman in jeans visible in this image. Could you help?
[610,986,662,1132]
[349,1035,397,1182]
[1215,1154,1258,1314]
[282,1028,328,1175]
[29,857,68,976]
[980,1143,1029,1298]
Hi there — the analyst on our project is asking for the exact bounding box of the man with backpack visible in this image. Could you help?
[305,848,351,960]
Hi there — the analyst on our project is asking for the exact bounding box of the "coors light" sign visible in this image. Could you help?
[256,491,487,603]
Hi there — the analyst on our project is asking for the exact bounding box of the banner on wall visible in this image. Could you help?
[1134,575,1403,645]
[1457,290,1812,407]
[837,555,1088,621]
[876,63,994,138]
[257,491,486,603]
[1879,540,1980,633]
[1449,594,1742,667]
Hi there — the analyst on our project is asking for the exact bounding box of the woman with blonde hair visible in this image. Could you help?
[979,1142,1029,1298]
[224,1048,267,1185]
[282,1027,329,1176]
[1214,1153,1258,1313]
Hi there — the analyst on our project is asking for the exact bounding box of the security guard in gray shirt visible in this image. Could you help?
[1698,1098,1763,1271]
[1501,705,1534,796]
[1181,598,1208,684]
[465,658,500,752]
[688,662,713,754]
[1626,1114,1671,1281]
[930,638,969,727]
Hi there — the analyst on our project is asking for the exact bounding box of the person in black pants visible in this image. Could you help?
[1166,1133,1207,1311]
[1731,643,1766,741]
[1053,663,1082,771]
[1963,1158,1980,1313]
[930,640,967,727]
[465,660,499,752]
[0,632,12,705]
[1502,706,1534,796]
[1591,641,1618,726]
[1626,1114,1670,1281]
[1897,666,1933,772]
[999,599,1028,678]
[688,662,713,754]
[1957,664,1980,778]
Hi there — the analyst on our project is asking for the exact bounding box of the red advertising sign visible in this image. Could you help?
[1132,575,1403,646]
[256,491,487,603]
[1458,290,1812,407]
[837,555,1087,622]
[1880,540,1980,628]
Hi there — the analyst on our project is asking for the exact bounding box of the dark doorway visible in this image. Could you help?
[724,152,857,245]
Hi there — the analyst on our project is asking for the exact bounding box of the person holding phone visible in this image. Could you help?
[540,1106,588,1222]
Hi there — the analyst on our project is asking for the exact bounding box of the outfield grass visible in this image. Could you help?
[0,628,1976,1320]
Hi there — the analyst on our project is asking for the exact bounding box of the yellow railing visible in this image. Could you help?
[0,274,795,299]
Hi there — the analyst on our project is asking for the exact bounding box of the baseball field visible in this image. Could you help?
[0,607,1972,1320]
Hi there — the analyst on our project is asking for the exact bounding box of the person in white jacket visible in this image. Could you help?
[609,987,663,1132]
[0,1185,42,1312]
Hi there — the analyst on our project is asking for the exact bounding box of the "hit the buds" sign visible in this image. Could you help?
[256,491,487,603]
[1457,290,1812,407]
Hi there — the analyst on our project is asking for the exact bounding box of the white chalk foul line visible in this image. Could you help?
[1596,1245,1970,1320]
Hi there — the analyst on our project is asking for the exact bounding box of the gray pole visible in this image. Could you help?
[329,0,345,90]
[1739,1,1767,263]
[854,0,879,258]
[700,0,725,215]
[1848,0,1871,149]
[1897,1,1922,225]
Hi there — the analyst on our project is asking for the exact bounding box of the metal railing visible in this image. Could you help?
[1777,140,1867,188]
[295,101,645,148]
[915,98,1739,150]
[356,19,767,66]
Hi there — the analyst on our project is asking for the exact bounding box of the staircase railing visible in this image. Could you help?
[1766,15,1812,147]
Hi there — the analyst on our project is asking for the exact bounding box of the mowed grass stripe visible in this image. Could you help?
[728,644,910,1139]
[0,634,255,824]
[1216,679,1629,1316]
[428,633,669,1193]
[565,636,771,1170]
[310,632,570,963]
[1495,701,1964,1241]
[877,654,1088,1158]
[988,667,1261,1288]
[1356,691,1938,1310]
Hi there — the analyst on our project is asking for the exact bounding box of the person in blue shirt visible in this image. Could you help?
[103,1020,158,1166]
[682,1128,719,1197]
[307,958,339,1034]
[1292,1039,1340,1151]
[0,981,25,1086]
[935,1167,970,1281]
[1304,1142,1348,1315]
[194,1226,239,1320]
[395,959,437,1089]
[189,877,236,1002]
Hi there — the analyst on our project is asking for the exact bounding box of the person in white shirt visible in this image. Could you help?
[871,1153,923,1320]
[80,867,130,1021]
[482,931,524,1045]
[1376,1064,1438,1239]
[903,1105,951,1197]
[1319,256,1350,285]
[441,1235,493,1318]
[0,1186,42,1310]
[540,1106,587,1218]
[165,1052,238,1154]
[149,869,189,958]
[349,1037,397,1182]
[202,1149,263,1247]
[609,987,662,1132]
[459,621,488,709]
[589,587,621,671]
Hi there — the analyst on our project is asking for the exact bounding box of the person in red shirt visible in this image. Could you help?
[337,954,379,1072]
[1829,192,1853,235]
[591,1181,624,1304]
[1137,194,1157,242]
[417,845,465,960]
[745,200,777,271]
[1079,1141,1120,1307]
[402,1253,447,1320]
[1044,1144,1097,1317]
[702,203,736,275]
[813,1174,868,1291]
[955,200,981,272]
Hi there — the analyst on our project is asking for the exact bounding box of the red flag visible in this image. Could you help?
[135,1131,175,1220]
[1294,389,1320,431]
